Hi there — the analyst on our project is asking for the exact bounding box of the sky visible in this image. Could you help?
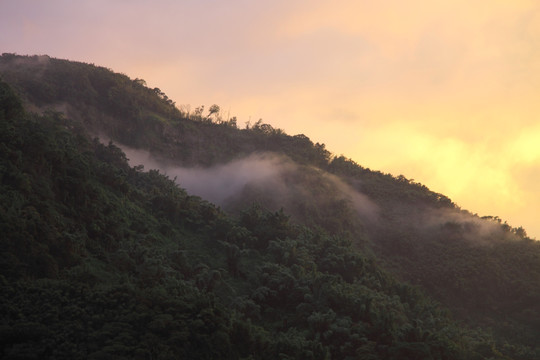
[1,0,539,239]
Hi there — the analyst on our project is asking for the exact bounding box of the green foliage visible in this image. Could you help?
[0,80,509,359]
[0,79,23,121]
[2,55,540,359]
[0,54,334,166]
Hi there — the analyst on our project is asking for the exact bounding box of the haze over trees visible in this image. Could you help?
[1,54,539,359]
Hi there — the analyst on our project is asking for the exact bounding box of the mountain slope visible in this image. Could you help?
[1,54,540,358]
[0,78,501,360]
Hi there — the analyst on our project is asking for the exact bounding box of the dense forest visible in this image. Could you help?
[1,54,539,359]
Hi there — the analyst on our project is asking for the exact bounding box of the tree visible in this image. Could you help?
[133,78,147,87]
[227,116,238,128]
[193,105,205,120]
[208,104,220,121]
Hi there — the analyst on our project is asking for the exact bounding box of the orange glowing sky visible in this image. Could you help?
[2,0,539,238]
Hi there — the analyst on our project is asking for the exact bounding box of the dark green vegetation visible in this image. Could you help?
[1,54,539,359]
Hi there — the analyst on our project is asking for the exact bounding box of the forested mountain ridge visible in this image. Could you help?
[1,53,539,359]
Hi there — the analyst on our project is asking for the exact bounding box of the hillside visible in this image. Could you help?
[1,54,539,359]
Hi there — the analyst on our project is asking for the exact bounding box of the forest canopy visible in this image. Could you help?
[1,55,539,359]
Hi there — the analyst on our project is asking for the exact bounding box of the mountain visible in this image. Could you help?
[1,53,539,359]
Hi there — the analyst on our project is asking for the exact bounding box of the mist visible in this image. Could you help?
[424,208,512,244]
[97,140,525,244]
[169,153,293,206]
[120,145,379,225]
[121,141,519,244]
